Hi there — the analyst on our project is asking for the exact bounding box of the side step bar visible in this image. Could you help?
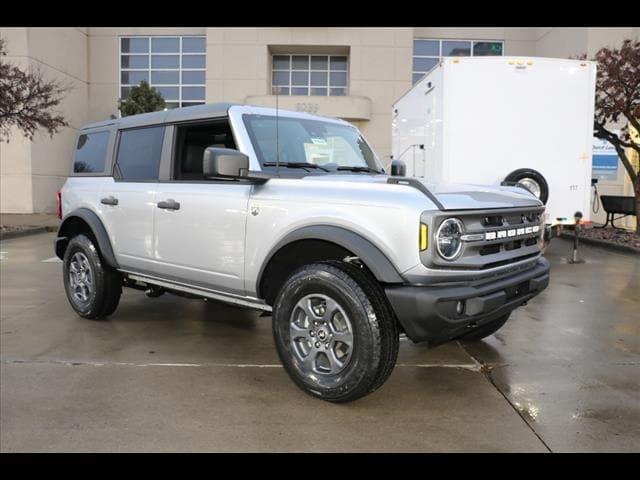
[122,271,273,312]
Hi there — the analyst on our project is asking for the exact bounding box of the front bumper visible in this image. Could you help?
[385,257,550,345]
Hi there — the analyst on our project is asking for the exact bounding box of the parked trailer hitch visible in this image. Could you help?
[568,211,585,264]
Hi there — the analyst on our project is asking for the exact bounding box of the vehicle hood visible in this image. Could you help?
[298,174,542,210]
[422,181,542,210]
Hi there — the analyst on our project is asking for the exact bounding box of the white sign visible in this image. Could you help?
[592,133,619,180]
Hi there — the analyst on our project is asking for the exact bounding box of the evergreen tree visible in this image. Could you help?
[118,81,166,117]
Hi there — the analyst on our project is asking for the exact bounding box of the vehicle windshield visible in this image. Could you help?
[242,114,383,173]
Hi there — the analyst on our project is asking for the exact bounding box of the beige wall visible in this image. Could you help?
[86,27,206,123]
[413,27,537,56]
[204,27,413,161]
[1,27,638,216]
[0,27,89,213]
[0,29,33,213]
[83,26,413,159]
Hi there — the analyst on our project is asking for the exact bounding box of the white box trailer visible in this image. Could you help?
[391,56,597,227]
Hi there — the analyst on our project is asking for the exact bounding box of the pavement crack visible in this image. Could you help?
[483,369,553,453]
[1,358,285,368]
[456,340,553,453]
[396,363,482,371]
[4,358,492,370]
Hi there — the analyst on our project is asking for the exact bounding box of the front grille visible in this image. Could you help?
[482,215,504,227]
[479,244,501,256]
[423,206,545,270]
[481,211,543,228]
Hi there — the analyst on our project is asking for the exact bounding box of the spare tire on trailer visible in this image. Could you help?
[504,168,549,204]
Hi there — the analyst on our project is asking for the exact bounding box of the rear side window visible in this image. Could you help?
[73,131,109,173]
[115,126,165,181]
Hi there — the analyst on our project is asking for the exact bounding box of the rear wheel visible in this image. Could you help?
[272,261,399,403]
[504,168,549,205]
[63,234,122,319]
[462,314,510,341]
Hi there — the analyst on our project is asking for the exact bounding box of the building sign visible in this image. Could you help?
[592,135,619,180]
[295,102,319,114]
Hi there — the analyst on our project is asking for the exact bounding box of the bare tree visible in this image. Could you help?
[587,39,640,233]
[0,38,69,142]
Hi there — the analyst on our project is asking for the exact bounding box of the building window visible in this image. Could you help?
[120,36,206,109]
[412,39,504,84]
[271,54,348,97]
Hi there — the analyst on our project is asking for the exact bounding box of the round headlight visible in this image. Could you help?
[436,218,464,260]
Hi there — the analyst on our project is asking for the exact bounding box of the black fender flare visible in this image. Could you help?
[256,225,404,296]
[55,208,119,269]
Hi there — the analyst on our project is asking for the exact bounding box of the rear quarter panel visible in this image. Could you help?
[61,177,112,222]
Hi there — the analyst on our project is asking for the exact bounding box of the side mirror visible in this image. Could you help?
[203,147,249,179]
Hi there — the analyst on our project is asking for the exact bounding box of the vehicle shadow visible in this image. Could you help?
[112,290,263,332]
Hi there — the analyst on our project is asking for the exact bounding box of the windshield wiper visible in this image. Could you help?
[336,166,383,174]
[263,162,330,172]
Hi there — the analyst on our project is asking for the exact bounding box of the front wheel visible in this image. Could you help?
[272,261,399,403]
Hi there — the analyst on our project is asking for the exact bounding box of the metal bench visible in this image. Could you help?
[597,195,636,229]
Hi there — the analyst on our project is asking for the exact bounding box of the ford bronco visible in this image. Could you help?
[55,103,550,402]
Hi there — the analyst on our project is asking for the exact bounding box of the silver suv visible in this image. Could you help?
[55,103,550,402]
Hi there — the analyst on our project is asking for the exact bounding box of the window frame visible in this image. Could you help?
[412,38,504,84]
[119,35,206,110]
[271,54,349,97]
[167,118,244,183]
[113,125,167,183]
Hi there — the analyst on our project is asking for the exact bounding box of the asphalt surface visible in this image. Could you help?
[1,233,638,452]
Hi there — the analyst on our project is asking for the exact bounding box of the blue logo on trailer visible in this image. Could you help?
[592,154,618,170]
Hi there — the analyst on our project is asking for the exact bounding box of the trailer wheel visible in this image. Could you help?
[504,168,549,204]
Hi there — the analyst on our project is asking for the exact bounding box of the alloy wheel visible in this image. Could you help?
[289,294,354,375]
[68,252,93,304]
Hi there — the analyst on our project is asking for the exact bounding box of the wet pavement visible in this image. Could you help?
[0,233,638,452]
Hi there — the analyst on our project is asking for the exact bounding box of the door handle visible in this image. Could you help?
[157,199,180,210]
[101,196,119,206]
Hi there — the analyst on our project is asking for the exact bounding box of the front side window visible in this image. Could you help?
[172,121,236,180]
[412,38,504,84]
[115,126,165,181]
[73,131,109,173]
[271,55,348,97]
[120,36,206,109]
[243,114,381,172]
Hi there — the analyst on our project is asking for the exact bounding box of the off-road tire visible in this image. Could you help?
[272,260,399,403]
[63,234,122,319]
[462,314,510,341]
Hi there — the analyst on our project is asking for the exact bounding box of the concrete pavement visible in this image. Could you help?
[0,233,638,452]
